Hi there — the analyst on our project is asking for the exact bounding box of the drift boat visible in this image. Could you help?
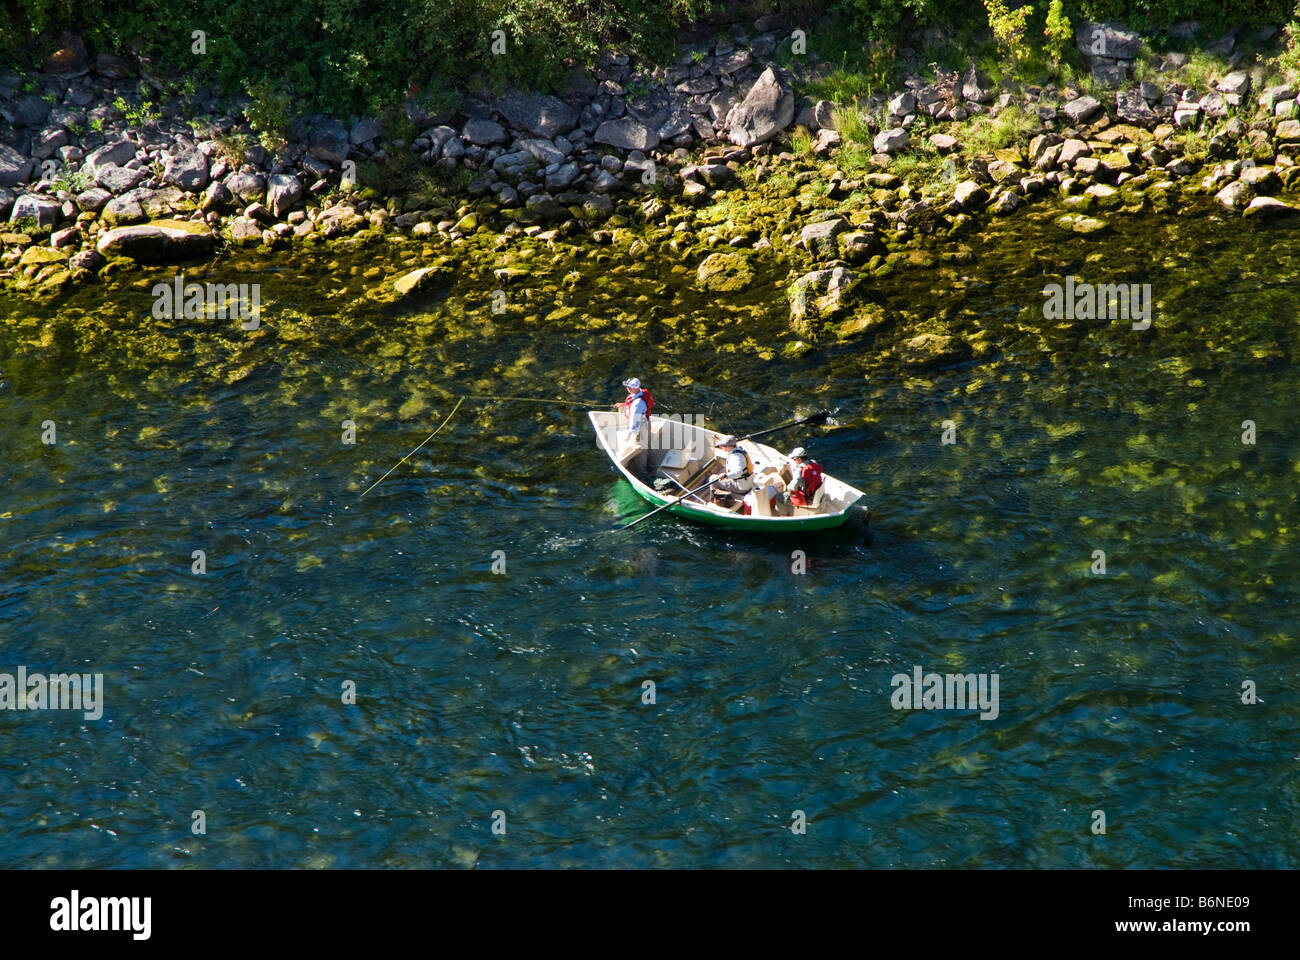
[589,410,869,531]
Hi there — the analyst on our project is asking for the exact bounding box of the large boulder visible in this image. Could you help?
[94,164,147,192]
[462,118,508,146]
[95,219,214,262]
[308,118,351,164]
[594,117,659,151]
[8,193,61,230]
[1063,96,1104,124]
[0,144,33,187]
[226,171,266,203]
[266,174,303,217]
[800,217,847,259]
[83,139,136,175]
[1115,89,1158,126]
[1075,21,1142,59]
[728,66,794,148]
[962,65,996,104]
[495,92,580,139]
[873,127,909,154]
[162,149,209,192]
[695,252,754,292]
[789,267,857,335]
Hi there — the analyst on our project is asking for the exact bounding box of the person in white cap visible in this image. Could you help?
[777,446,823,512]
[708,435,754,504]
[615,377,653,445]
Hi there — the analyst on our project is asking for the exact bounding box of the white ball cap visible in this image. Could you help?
[622,377,641,389]
[789,447,807,459]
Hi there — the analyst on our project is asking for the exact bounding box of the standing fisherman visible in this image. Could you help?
[616,377,653,446]
[614,377,654,470]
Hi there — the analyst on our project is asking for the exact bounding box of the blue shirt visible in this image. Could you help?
[625,392,647,432]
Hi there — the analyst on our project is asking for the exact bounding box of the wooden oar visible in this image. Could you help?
[617,409,832,531]
[619,476,723,531]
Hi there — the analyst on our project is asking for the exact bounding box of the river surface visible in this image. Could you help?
[2,203,1298,868]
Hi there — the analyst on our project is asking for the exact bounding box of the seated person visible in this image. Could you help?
[708,436,754,505]
[776,446,824,512]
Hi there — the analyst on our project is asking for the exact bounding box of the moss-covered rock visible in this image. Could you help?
[695,251,755,292]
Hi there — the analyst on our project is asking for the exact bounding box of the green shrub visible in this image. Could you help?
[1043,0,1072,67]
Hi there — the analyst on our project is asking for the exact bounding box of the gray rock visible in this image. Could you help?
[1075,21,1143,59]
[9,193,61,229]
[728,66,794,148]
[789,267,856,324]
[266,173,303,216]
[496,92,580,138]
[1217,71,1251,97]
[0,143,33,187]
[101,189,150,224]
[518,138,566,166]
[888,91,916,116]
[163,149,209,192]
[1199,91,1228,117]
[1091,63,1128,88]
[1215,179,1253,209]
[873,127,910,154]
[226,172,266,203]
[800,217,847,259]
[589,169,622,193]
[96,222,214,262]
[308,118,351,164]
[962,65,996,104]
[1205,33,1235,56]
[12,94,50,127]
[696,163,735,188]
[522,192,567,223]
[594,117,659,151]
[350,117,382,144]
[626,87,673,131]
[1243,195,1298,218]
[1062,95,1104,124]
[84,139,136,174]
[95,164,148,192]
[462,118,508,146]
[31,127,70,161]
[1116,89,1158,125]
[951,180,988,208]
[545,161,580,191]
[76,187,112,212]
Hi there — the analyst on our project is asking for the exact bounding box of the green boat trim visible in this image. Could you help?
[589,410,869,532]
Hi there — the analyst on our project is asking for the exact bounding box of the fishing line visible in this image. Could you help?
[348,396,466,505]
[346,393,616,505]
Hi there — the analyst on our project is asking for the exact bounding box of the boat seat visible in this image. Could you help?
[792,484,829,515]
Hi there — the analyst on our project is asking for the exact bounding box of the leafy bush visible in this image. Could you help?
[1043,0,1072,67]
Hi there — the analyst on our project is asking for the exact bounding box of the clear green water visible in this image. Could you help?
[2,203,1297,867]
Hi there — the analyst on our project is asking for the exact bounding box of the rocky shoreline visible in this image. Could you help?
[4,15,1300,356]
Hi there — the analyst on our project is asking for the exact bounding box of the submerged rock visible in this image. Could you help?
[789,266,857,335]
[695,252,755,292]
[896,332,971,366]
[393,266,444,295]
